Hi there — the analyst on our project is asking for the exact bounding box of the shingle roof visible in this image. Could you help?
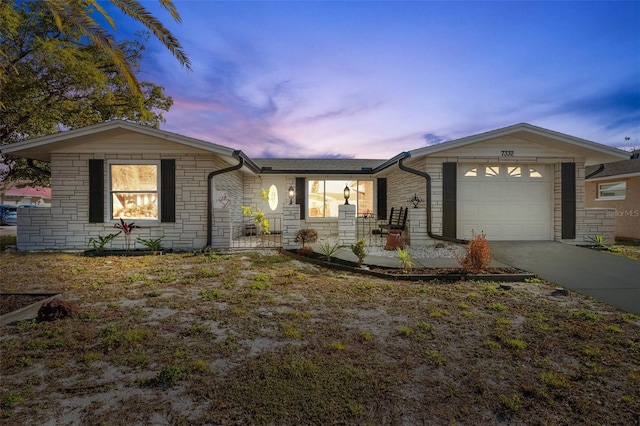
[254,158,386,173]
[585,157,640,179]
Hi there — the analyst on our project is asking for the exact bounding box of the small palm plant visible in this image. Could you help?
[317,239,340,263]
[396,248,414,274]
[88,232,120,252]
[136,237,164,253]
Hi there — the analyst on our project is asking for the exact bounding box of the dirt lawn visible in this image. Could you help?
[1,251,638,425]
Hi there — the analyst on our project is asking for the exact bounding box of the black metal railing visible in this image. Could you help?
[230,214,282,249]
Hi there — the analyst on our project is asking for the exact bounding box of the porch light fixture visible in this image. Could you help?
[288,186,295,204]
[409,193,423,208]
[343,184,350,205]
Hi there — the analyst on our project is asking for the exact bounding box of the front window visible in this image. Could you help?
[110,164,159,220]
[307,179,373,218]
[598,182,626,200]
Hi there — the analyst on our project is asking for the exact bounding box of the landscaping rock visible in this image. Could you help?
[37,298,79,321]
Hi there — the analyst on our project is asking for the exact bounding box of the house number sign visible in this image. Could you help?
[501,150,514,157]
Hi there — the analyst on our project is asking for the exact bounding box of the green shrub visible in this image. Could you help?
[351,238,367,267]
[396,248,413,273]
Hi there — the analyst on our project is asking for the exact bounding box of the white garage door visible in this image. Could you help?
[458,164,552,240]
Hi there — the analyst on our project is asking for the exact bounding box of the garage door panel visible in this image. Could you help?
[459,204,479,217]
[479,204,501,219]
[503,224,524,239]
[458,164,551,241]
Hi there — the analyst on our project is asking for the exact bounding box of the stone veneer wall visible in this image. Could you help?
[552,161,615,244]
[17,152,244,251]
[385,158,440,241]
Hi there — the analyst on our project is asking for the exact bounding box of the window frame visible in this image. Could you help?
[107,160,161,223]
[597,181,626,201]
[306,178,374,219]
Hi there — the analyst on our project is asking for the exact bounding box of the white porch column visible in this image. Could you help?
[338,204,357,246]
[407,207,428,246]
[282,204,301,250]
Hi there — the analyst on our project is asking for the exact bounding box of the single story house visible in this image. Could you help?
[0,120,629,251]
[585,152,640,241]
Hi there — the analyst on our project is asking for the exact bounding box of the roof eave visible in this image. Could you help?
[408,123,629,160]
[0,120,238,161]
[586,172,640,182]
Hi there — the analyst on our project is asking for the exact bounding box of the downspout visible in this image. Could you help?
[397,156,467,244]
[206,151,245,248]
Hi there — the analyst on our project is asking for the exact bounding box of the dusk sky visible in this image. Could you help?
[114,1,639,159]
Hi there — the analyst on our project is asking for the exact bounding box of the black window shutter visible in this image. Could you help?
[561,162,576,239]
[442,162,457,238]
[89,159,104,223]
[296,177,306,220]
[161,159,176,223]
[377,178,387,220]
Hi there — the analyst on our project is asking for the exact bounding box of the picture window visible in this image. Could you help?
[307,179,373,218]
[110,163,159,220]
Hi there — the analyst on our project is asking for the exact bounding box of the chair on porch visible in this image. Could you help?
[379,207,408,236]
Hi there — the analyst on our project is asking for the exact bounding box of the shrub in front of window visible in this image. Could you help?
[136,237,164,252]
[114,218,141,251]
[88,232,121,252]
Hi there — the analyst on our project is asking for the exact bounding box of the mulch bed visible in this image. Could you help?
[284,250,533,281]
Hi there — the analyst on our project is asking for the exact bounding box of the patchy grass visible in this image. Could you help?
[0,251,638,425]
[0,235,16,251]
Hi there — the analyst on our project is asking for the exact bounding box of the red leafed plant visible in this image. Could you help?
[455,230,492,273]
[114,218,141,251]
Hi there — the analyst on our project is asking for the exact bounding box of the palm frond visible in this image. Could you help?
[110,0,191,70]
[40,0,141,94]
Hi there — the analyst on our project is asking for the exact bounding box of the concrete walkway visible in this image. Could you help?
[491,242,640,314]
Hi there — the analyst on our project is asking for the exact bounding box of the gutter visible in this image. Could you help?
[397,156,467,244]
[585,164,605,180]
[205,151,246,249]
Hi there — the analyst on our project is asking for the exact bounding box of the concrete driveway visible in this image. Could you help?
[491,242,640,314]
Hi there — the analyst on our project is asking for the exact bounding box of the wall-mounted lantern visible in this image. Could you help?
[343,184,351,205]
[288,186,295,205]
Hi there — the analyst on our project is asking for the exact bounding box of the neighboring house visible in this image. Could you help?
[585,153,640,241]
[0,121,628,251]
[1,186,52,207]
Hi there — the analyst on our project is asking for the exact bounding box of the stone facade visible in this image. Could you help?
[17,152,244,251]
[338,204,357,246]
[282,204,301,249]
